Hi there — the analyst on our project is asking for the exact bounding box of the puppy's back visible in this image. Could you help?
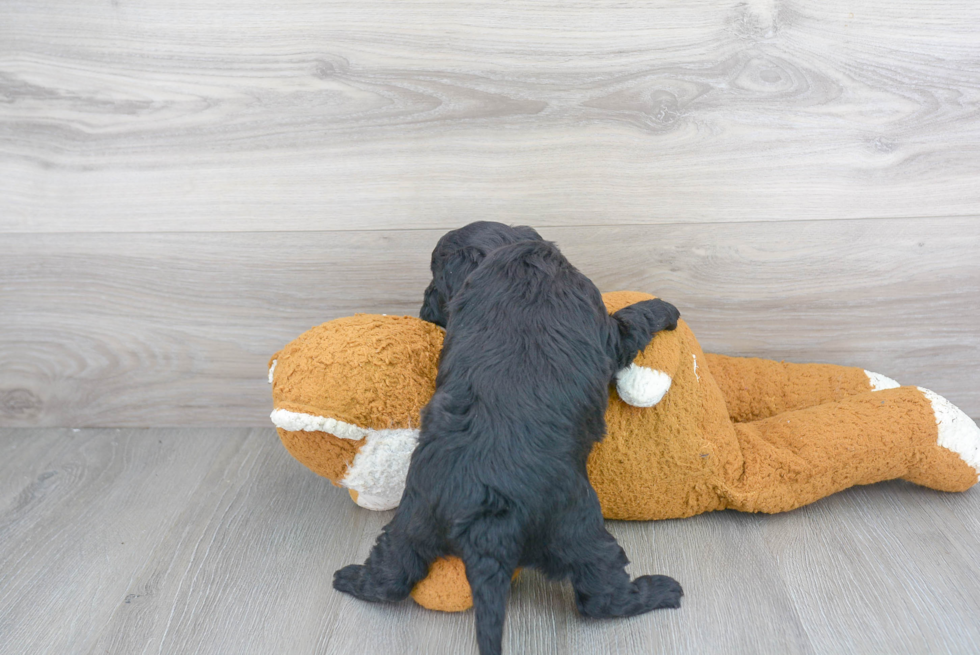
[416,239,616,497]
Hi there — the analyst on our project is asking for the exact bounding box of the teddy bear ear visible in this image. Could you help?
[866,370,900,391]
[270,314,445,511]
[268,351,281,384]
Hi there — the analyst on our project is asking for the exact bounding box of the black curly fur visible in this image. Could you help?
[419,221,544,327]
[336,237,682,655]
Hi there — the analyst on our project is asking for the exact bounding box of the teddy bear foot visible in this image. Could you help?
[904,388,980,492]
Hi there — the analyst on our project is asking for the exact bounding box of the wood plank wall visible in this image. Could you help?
[2,1,978,426]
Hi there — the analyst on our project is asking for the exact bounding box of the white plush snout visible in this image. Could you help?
[270,408,419,510]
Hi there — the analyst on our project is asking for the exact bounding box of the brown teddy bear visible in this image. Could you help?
[269,291,980,612]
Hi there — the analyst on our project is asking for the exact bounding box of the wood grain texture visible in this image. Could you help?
[0,428,235,653]
[1,427,979,654]
[2,0,980,232]
[2,217,977,427]
[761,483,980,653]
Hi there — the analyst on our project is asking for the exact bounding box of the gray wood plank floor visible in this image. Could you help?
[2,428,979,654]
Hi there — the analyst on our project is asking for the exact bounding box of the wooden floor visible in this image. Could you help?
[2,428,979,655]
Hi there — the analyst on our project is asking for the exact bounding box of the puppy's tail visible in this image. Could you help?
[464,553,513,655]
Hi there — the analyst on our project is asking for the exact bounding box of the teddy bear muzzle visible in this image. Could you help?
[270,407,418,511]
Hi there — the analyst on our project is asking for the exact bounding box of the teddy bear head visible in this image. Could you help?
[269,313,444,510]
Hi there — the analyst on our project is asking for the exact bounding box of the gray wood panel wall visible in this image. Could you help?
[2,1,979,426]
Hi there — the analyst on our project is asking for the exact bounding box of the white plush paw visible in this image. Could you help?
[865,370,900,391]
[616,364,672,408]
[919,387,980,479]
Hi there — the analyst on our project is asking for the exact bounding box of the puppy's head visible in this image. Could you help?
[421,221,543,327]
[269,314,443,510]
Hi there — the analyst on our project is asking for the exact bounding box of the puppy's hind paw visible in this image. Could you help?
[634,574,683,611]
[334,563,410,603]
[333,564,367,597]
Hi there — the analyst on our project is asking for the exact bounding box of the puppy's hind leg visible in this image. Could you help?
[333,504,436,603]
[569,529,682,618]
[548,497,682,618]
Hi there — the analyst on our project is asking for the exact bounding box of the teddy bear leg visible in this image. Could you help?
[720,386,980,514]
[704,353,898,423]
[903,388,980,491]
[410,556,475,611]
[410,557,526,612]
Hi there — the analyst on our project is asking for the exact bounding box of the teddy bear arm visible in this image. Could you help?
[703,353,890,423]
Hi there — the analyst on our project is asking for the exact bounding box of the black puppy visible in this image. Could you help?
[335,239,682,655]
[420,220,543,327]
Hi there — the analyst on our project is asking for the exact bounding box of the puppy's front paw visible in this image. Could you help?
[652,300,680,332]
[625,298,679,334]
[333,564,366,597]
[634,574,683,611]
[616,299,680,335]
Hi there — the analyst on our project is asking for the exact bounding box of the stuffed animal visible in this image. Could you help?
[269,291,980,612]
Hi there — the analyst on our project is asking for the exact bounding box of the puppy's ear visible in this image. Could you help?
[441,245,487,297]
[512,225,544,242]
[420,281,448,327]
[421,245,487,327]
